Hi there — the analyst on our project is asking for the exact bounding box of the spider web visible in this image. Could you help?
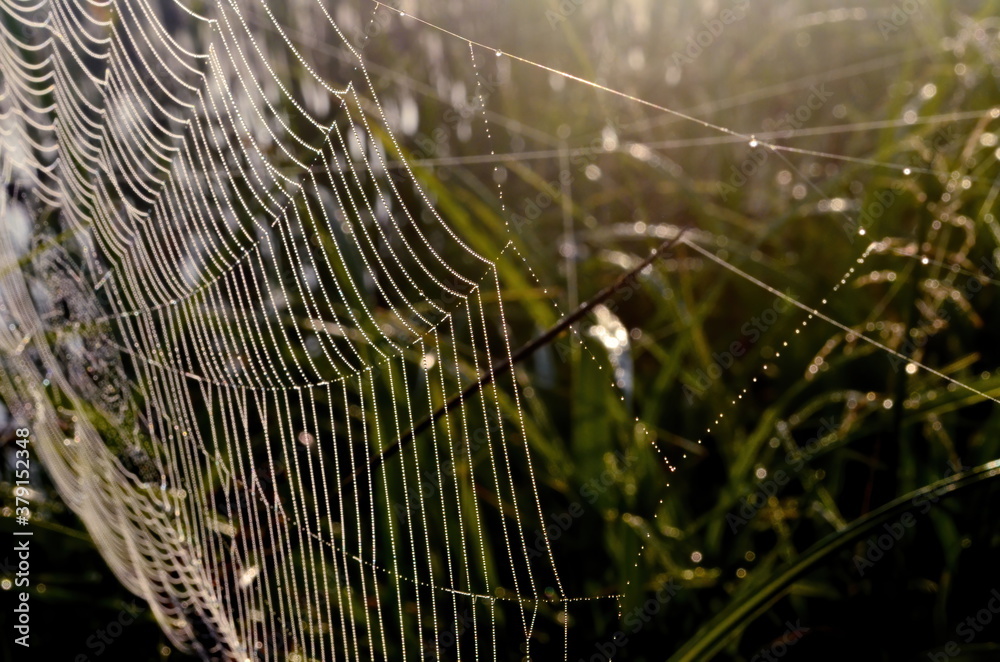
[2,1,1000,661]
[0,1,586,659]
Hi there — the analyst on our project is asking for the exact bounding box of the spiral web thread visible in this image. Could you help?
[3,1,1000,661]
[0,0,587,659]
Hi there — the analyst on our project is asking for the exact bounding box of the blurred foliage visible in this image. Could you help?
[5,0,1000,660]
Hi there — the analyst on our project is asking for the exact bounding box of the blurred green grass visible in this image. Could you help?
[5,0,1000,660]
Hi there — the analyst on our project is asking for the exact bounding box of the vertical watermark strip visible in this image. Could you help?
[12,425,33,648]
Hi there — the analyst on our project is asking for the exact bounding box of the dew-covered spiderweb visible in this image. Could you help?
[2,0,1000,660]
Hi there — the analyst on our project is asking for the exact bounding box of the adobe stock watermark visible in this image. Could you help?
[545,0,587,29]
[542,241,684,367]
[760,84,834,139]
[841,184,904,243]
[887,253,997,373]
[423,606,476,661]
[718,84,833,201]
[355,0,402,50]
[725,418,838,532]
[420,450,640,659]
[853,461,969,577]
[669,0,750,70]
[876,0,929,40]
[392,406,506,523]
[578,578,682,662]
[928,588,1000,660]
[409,68,510,162]
[842,123,957,242]
[73,600,144,661]
[506,115,678,235]
[525,450,638,560]
[683,289,795,403]
[748,620,810,662]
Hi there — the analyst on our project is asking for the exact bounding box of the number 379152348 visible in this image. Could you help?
[14,428,31,504]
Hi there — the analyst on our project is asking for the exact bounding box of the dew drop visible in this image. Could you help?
[903,167,912,175]
[495,50,503,57]
[748,136,759,148]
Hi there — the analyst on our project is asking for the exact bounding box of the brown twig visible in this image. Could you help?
[343,226,690,491]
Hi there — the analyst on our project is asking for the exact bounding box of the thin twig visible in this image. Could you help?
[344,226,690,491]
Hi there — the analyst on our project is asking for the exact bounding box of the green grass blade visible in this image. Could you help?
[667,459,1000,662]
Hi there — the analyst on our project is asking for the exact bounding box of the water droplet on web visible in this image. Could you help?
[496,50,503,57]
[903,167,912,175]
[748,136,758,148]
[398,10,405,16]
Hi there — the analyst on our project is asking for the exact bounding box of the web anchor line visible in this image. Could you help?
[345,226,691,491]
[683,239,1000,406]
